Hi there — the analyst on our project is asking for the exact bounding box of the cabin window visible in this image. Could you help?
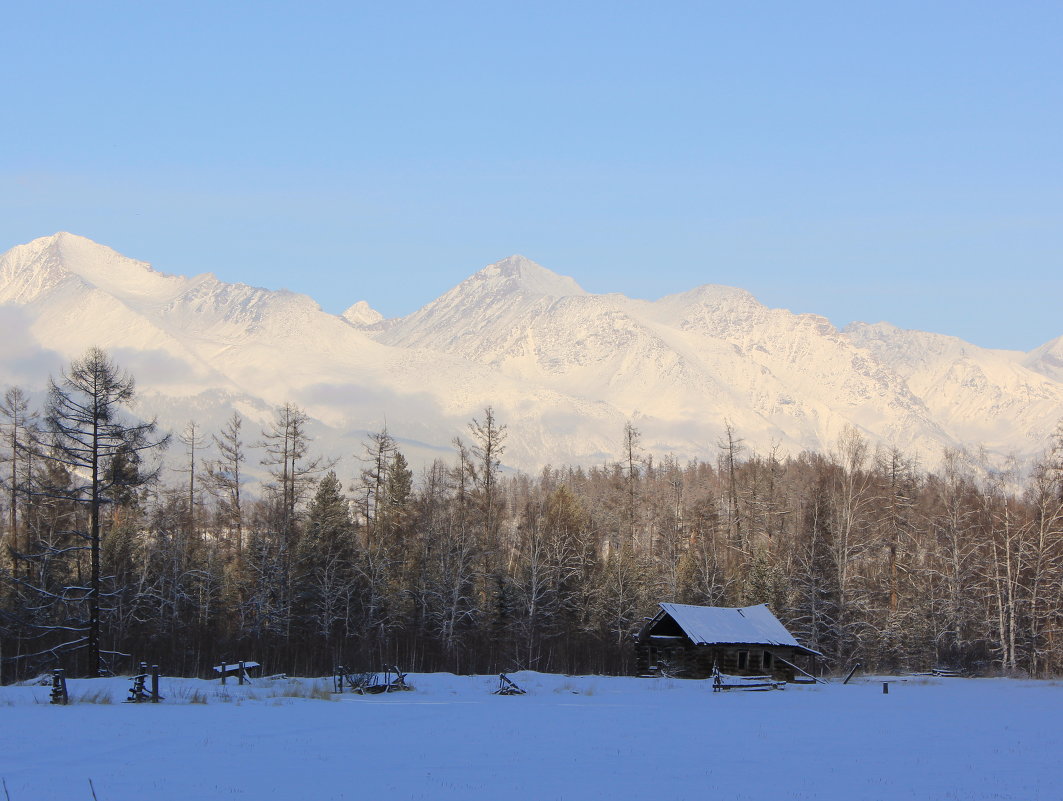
[763,651,773,669]
[737,650,749,670]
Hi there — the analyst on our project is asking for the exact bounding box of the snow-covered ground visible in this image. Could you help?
[1,672,1058,800]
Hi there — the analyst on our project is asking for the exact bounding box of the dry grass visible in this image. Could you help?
[171,685,214,704]
[267,680,335,700]
[72,689,114,705]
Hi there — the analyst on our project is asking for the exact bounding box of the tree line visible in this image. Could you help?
[1,349,1062,680]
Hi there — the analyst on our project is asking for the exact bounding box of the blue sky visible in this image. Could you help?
[2,1,1060,350]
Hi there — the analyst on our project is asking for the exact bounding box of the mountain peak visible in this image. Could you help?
[7,232,184,303]
[1024,333,1063,382]
[476,255,586,298]
[31,231,129,261]
[342,300,384,327]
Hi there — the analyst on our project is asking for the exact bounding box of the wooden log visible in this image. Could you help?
[842,663,862,684]
[776,656,828,685]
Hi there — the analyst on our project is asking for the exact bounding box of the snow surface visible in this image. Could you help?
[1,672,1058,800]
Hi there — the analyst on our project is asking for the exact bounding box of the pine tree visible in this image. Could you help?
[297,471,355,647]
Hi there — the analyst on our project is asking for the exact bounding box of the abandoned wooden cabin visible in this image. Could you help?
[635,603,821,681]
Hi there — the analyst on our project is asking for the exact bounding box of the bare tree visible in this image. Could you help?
[204,412,245,561]
[1,387,37,576]
[621,421,643,550]
[718,421,746,555]
[177,421,206,540]
[29,349,169,674]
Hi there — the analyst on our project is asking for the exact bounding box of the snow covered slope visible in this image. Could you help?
[1024,334,1063,383]
[844,322,1063,458]
[0,235,622,468]
[1,234,1060,471]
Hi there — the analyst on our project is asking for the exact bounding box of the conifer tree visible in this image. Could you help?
[28,349,168,674]
[298,471,355,645]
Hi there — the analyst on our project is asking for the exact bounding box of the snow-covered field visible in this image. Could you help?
[1,672,1058,800]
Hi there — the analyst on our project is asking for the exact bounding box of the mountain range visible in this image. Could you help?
[1,232,1060,473]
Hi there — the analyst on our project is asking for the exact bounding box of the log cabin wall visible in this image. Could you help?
[637,641,799,681]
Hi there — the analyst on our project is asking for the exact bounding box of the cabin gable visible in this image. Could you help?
[635,603,820,681]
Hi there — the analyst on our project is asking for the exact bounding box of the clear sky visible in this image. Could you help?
[2,1,1060,351]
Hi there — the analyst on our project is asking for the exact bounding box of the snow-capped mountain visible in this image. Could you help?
[1024,335,1063,384]
[844,323,1063,458]
[1,233,1060,473]
[372,257,954,460]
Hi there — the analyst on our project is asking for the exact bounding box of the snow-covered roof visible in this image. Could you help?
[651,603,819,654]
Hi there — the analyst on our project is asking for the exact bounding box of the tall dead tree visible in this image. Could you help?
[178,421,206,541]
[204,412,245,561]
[621,421,643,550]
[32,349,168,674]
[1,387,37,576]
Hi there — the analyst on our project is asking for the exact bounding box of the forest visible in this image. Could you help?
[1,348,1062,681]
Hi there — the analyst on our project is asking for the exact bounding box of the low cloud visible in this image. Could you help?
[292,381,444,432]
[0,305,65,388]
[109,346,203,387]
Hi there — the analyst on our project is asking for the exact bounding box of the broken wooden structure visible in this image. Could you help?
[126,662,163,703]
[635,603,821,682]
[213,660,259,685]
[931,667,965,678]
[493,673,527,695]
[711,664,785,692]
[49,668,68,705]
[334,664,412,695]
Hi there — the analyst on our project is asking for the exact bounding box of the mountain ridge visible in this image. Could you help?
[1,232,1060,472]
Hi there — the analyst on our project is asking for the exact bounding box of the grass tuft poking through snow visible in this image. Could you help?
[266,679,335,700]
[72,689,113,705]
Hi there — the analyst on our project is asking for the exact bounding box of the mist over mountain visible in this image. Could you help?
[2,233,1060,473]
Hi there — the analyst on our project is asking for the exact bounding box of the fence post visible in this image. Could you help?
[50,668,68,705]
[151,666,160,703]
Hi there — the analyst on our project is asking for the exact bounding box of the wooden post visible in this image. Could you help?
[151,666,160,703]
[843,662,862,685]
[882,682,889,694]
[51,668,68,705]
[238,661,246,685]
[221,661,227,685]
